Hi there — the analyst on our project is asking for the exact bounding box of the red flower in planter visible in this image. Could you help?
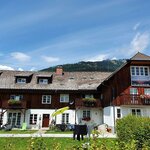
[82,117,91,121]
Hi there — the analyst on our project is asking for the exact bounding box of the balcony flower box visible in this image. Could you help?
[8,99,21,105]
[140,95,145,99]
[82,117,91,121]
[82,98,96,107]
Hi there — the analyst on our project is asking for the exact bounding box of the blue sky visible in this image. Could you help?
[0,0,150,71]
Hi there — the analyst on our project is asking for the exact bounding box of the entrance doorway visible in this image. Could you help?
[42,114,50,127]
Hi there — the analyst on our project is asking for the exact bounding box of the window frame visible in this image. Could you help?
[42,95,51,104]
[130,88,138,95]
[62,113,69,124]
[116,108,121,118]
[83,110,91,118]
[131,109,141,116]
[16,78,26,83]
[10,95,23,101]
[60,94,69,103]
[39,79,48,84]
[29,114,38,125]
[144,88,150,95]
[130,66,149,76]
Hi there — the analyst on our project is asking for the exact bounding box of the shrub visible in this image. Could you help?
[116,115,150,149]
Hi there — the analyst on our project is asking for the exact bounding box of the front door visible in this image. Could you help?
[42,114,50,127]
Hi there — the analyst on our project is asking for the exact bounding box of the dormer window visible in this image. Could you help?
[17,78,26,83]
[39,79,48,84]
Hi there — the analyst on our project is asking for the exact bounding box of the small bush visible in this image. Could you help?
[116,115,150,149]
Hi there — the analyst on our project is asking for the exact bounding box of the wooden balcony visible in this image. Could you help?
[119,94,150,105]
[75,98,102,108]
[2,100,27,109]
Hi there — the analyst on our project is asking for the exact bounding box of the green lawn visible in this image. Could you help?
[0,130,37,134]
[45,130,73,134]
[0,137,116,150]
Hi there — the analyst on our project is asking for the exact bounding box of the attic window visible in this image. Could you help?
[16,78,26,83]
[39,79,48,84]
[90,77,94,80]
[69,77,74,80]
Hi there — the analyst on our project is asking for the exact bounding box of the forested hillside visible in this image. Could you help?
[41,59,126,72]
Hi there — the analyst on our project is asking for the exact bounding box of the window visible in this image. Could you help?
[130,88,138,95]
[144,67,148,76]
[117,109,121,118]
[62,113,69,124]
[131,66,149,76]
[131,109,141,116]
[42,95,51,104]
[144,89,150,95]
[83,110,91,118]
[60,94,69,103]
[17,78,26,83]
[131,67,135,76]
[8,112,21,126]
[10,95,23,101]
[29,114,37,125]
[85,94,94,98]
[39,79,48,84]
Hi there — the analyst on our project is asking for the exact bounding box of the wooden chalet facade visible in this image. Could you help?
[97,52,150,132]
[0,52,149,131]
[0,68,110,129]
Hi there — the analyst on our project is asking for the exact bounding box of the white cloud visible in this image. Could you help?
[0,65,14,70]
[11,52,30,62]
[18,68,24,71]
[30,67,36,71]
[86,54,108,62]
[130,32,150,53]
[111,57,117,60]
[133,23,140,31]
[42,56,59,63]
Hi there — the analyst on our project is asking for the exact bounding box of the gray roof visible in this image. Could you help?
[0,70,111,90]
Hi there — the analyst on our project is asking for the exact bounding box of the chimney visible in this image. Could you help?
[56,66,63,75]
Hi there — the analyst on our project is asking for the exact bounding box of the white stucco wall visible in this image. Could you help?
[76,108,103,126]
[103,106,115,130]
[25,109,75,129]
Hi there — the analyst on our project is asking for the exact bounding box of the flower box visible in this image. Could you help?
[82,117,91,121]
[8,99,21,105]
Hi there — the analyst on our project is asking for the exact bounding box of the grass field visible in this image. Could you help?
[0,130,37,134]
[0,137,115,150]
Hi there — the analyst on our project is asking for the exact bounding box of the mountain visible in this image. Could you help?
[41,59,126,72]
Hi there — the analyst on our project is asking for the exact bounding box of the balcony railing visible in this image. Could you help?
[119,94,150,105]
[2,100,27,109]
[75,98,102,108]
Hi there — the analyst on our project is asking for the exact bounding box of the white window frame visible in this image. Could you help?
[144,88,150,95]
[60,94,69,103]
[85,94,94,98]
[10,95,23,101]
[17,78,26,83]
[39,79,48,84]
[62,113,69,124]
[42,95,51,104]
[130,66,149,76]
[83,110,91,118]
[29,114,37,125]
[130,88,138,95]
[131,109,141,116]
[116,108,121,118]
